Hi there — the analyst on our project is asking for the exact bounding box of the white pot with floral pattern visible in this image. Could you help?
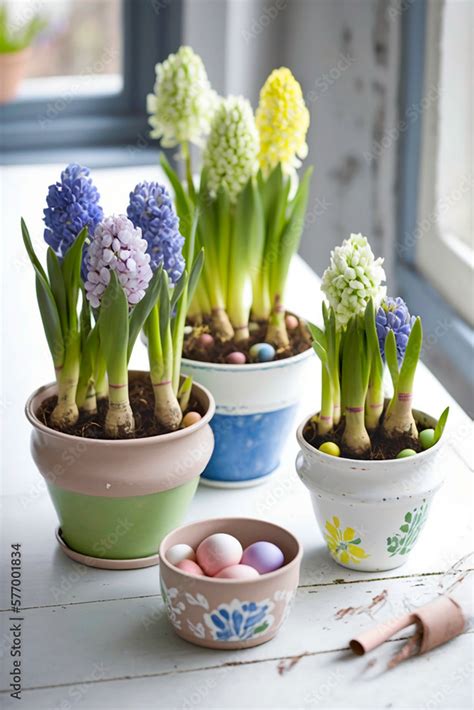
[295,408,445,572]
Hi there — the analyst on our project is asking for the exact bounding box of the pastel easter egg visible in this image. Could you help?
[419,429,436,450]
[196,533,243,576]
[167,544,196,566]
[215,564,260,580]
[285,314,299,330]
[319,442,341,457]
[396,448,417,458]
[241,541,284,574]
[184,325,193,335]
[176,559,205,576]
[249,343,276,363]
[182,411,202,427]
[226,351,246,365]
[198,333,214,349]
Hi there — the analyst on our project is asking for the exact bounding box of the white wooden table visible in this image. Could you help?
[1,165,473,709]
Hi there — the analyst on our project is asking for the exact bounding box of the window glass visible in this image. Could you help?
[5,0,123,98]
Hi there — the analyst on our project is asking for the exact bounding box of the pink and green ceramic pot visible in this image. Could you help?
[296,408,445,572]
[25,372,215,569]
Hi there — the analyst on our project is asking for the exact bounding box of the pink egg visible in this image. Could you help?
[198,333,214,349]
[196,533,243,576]
[215,564,260,580]
[285,314,299,330]
[241,541,285,574]
[226,351,246,364]
[176,559,205,576]
[166,543,196,566]
[182,411,202,427]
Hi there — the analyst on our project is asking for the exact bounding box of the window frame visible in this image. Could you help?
[396,0,473,409]
[0,0,183,160]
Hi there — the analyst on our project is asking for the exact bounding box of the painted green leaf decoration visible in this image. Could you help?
[387,502,428,556]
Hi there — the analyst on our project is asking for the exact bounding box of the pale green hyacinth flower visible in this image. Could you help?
[203,95,259,203]
[321,233,386,328]
[147,46,218,148]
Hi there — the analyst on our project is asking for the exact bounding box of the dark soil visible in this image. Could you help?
[303,408,427,461]
[183,314,312,364]
[36,373,205,440]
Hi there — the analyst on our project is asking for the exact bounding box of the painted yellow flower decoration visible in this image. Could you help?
[256,67,310,176]
[324,516,369,565]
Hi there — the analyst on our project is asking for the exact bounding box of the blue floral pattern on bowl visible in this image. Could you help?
[204,599,275,641]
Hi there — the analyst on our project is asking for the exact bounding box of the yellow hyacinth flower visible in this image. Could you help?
[256,67,310,176]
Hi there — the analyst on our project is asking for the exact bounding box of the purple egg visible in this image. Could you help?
[241,541,285,574]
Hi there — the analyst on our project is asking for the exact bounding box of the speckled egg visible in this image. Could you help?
[241,541,284,574]
[176,559,205,576]
[249,343,275,363]
[215,564,260,580]
[182,411,202,427]
[226,351,246,365]
[167,543,196,566]
[196,533,243,576]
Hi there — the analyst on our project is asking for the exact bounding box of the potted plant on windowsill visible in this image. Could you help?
[23,165,215,569]
[295,234,449,572]
[0,5,45,103]
[147,46,315,487]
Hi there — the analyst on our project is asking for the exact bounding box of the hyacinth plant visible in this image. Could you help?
[148,47,313,349]
[309,234,449,458]
[22,164,203,438]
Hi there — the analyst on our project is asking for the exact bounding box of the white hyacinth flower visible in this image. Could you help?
[321,233,386,328]
[203,95,259,203]
[147,45,218,148]
[85,214,153,309]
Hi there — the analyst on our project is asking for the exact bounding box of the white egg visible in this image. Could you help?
[166,543,196,567]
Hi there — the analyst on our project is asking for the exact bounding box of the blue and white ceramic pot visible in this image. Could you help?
[181,348,314,487]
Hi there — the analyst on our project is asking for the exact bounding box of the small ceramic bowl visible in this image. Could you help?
[159,517,302,649]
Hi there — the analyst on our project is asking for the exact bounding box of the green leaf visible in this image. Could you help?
[433,406,449,444]
[160,153,193,237]
[21,218,47,282]
[400,524,409,533]
[35,273,64,369]
[127,266,163,361]
[158,271,171,344]
[307,321,326,348]
[61,227,88,329]
[46,248,68,335]
[187,248,205,307]
[405,512,412,523]
[399,316,422,389]
[170,269,188,313]
[385,329,399,392]
[178,374,192,412]
[272,166,313,293]
[98,271,129,383]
